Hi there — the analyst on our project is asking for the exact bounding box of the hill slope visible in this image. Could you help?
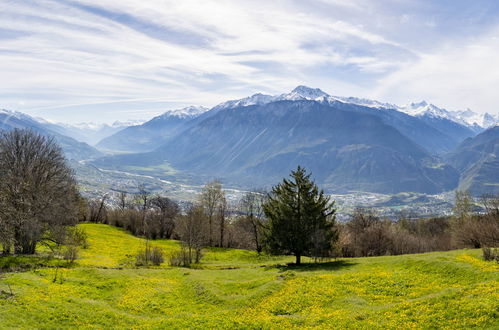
[0,224,497,329]
[0,109,103,161]
[96,106,208,152]
[447,126,499,195]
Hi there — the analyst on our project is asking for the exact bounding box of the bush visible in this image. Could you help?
[66,226,88,249]
[168,249,190,267]
[482,247,499,262]
[63,245,79,264]
[135,245,164,266]
[168,244,202,267]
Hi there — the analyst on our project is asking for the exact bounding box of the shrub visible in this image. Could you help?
[66,226,88,249]
[63,245,79,264]
[136,245,164,266]
[168,244,202,267]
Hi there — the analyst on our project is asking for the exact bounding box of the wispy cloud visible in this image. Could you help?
[0,0,498,122]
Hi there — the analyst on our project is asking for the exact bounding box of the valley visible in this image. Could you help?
[2,85,498,218]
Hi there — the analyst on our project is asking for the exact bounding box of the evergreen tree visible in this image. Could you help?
[262,166,337,264]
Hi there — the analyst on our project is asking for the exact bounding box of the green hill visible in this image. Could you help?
[0,224,497,329]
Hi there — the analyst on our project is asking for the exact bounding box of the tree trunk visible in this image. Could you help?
[295,253,301,265]
[209,216,212,246]
[220,216,225,248]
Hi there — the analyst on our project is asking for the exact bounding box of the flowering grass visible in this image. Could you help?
[0,224,497,329]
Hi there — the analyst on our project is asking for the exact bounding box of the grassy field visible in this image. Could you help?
[0,224,497,329]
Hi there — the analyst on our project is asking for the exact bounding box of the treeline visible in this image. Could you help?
[84,182,499,262]
[82,181,265,251]
[1,129,497,263]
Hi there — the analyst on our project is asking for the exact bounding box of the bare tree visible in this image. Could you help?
[218,195,228,247]
[175,203,207,265]
[136,184,151,237]
[150,196,179,239]
[199,180,224,246]
[116,190,129,211]
[88,194,109,223]
[239,190,266,253]
[0,129,79,254]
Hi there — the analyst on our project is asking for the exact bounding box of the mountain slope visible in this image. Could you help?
[446,126,499,195]
[94,100,459,194]
[0,109,103,161]
[216,87,475,154]
[96,106,208,152]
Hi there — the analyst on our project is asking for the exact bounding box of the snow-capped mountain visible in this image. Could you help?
[0,108,41,123]
[399,101,498,129]
[96,106,209,152]
[453,109,499,128]
[43,119,145,146]
[158,105,209,119]
[0,109,102,160]
[214,86,498,130]
[62,120,144,132]
[213,93,276,111]
[214,86,399,111]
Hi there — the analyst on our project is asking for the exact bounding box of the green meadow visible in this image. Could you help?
[0,224,497,329]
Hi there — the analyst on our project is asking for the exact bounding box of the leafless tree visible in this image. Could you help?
[135,183,151,237]
[150,196,179,239]
[218,195,229,247]
[239,190,266,253]
[199,180,224,246]
[88,194,109,223]
[0,129,79,254]
[175,203,207,264]
[116,190,129,211]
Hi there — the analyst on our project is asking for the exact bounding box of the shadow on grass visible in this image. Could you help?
[271,259,357,272]
[0,254,70,272]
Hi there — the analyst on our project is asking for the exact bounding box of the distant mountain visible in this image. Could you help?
[0,109,103,161]
[93,87,488,156]
[44,120,144,146]
[96,106,208,152]
[93,98,459,194]
[213,86,476,154]
[446,126,499,195]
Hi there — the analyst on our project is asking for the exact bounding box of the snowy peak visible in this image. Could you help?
[214,93,274,111]
[331,96,399,110]
[287,85,329,99]
[453,110,499,128]
[0,108,38,122]
[160,106,209,119]
[400,102,499,128]
[402,102,450,118]
[59,120,143,131]
[214,86,331,111]
[410,100,428,108]
[210,86,498,130]
[110,119,145,128]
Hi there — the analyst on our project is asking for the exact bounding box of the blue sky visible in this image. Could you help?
[1,0,498,123]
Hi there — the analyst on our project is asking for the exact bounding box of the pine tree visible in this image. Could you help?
[262,166,337,264]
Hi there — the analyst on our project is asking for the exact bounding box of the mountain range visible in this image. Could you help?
[90,86,498,195]
[1,86,497,196]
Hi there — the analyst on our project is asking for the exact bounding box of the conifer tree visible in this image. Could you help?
[262,166,337,264]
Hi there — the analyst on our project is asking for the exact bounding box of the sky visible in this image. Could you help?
[1,0,499,123]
